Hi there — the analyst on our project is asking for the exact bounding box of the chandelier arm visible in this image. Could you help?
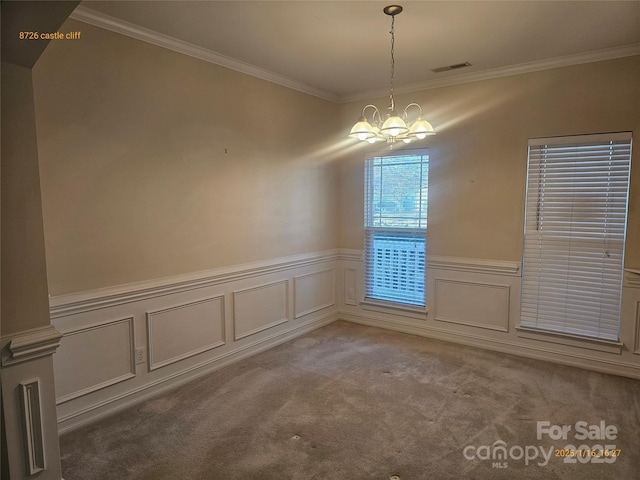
[403,103,424,118]
[361,104,381,120]
[372,108,382,125]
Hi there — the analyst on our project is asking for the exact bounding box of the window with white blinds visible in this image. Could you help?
[521,133,632,341]
[364,152,428,306]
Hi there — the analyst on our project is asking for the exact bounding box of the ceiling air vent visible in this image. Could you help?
[431,62,472,73]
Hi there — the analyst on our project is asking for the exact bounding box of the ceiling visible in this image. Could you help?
[73,1,640,102]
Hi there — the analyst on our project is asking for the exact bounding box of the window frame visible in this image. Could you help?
[363,149,429,309]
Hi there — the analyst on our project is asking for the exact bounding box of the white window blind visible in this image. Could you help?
[364,152,428,306]
[521,133,632,341]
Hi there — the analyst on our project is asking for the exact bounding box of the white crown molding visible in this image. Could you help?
[2,325,63,367]
[69,6,339,103]
[70,6,639,106]
[340,44,640,104]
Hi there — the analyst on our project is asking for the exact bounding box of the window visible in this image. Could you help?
[521,133,632,341]
[364,151,428,307]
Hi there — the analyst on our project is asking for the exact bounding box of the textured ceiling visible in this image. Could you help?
[76,1,640,102]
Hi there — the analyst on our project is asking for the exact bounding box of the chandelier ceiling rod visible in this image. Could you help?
[348,5,435,148]
[387,4,399,113]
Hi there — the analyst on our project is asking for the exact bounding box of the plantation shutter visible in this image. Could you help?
[364,153,428,306]
[521,133,632,341]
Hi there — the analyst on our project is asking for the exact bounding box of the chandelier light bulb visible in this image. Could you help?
[349,116,375,141]
[381,111,408,137]
[408,115,435,140]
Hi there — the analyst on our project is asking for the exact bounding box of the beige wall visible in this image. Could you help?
[32,18,639,297]
[1,62,51,336]
[33,20,340,296]
[337,56,640,267]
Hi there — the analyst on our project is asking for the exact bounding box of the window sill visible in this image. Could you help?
[361,299,428,320]
[516,325,623,354]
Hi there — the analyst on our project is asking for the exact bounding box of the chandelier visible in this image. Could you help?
[349,5,435,147]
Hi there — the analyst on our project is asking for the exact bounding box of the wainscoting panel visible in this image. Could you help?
[19,379,45,475]
[147,296,225,371]
[344,268,357,306]
[1,327,63,480]
[339,251,640,379]
[434,279,510,332]
[51,251,340,433]
[233,280,289,340]
[294,269,335,318]
[54,317,135,404]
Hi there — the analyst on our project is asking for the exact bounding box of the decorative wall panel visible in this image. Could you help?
[344,268,357,306]
[294,269,335,318]
[434,279,510,332]
[147,296,225,371]
[233,280,289,340]
[54,317,135,403]
[19,379,45,475]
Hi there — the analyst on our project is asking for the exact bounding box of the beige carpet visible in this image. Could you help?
[59,321,640,479]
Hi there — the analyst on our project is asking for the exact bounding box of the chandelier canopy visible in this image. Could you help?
[349,5,435,147]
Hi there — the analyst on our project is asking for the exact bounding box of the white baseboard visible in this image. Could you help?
[339,311,640,379]
[339,251,640,380]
